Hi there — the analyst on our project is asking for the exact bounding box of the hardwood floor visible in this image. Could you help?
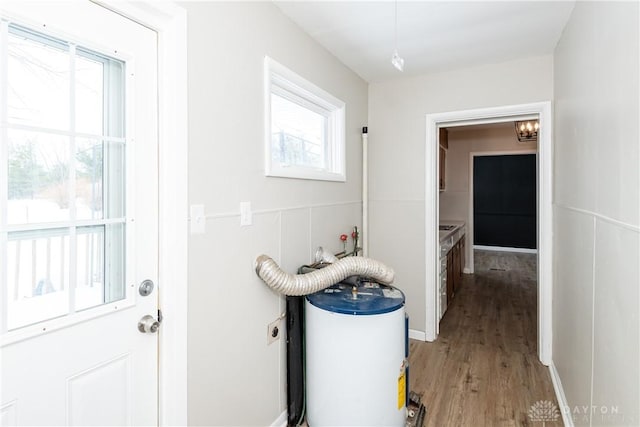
[409,250,561,427]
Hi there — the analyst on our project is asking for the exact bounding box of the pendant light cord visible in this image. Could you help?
[391,0,404,71]
[394,0,398,50]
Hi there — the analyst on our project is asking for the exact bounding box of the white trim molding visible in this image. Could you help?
[270,410,288,427]
[549,362,574,427]
[409,329,427,341]
[425,102,553,367]
[473,245,538,254]
[96,2,189,426]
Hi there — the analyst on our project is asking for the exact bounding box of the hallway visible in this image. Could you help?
[409,250,561,426]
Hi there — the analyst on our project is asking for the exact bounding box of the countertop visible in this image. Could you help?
[439,220,465,243]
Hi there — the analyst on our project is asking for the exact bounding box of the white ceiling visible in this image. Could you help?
[274,1,576,83]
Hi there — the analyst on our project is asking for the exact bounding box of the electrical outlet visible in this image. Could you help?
[267,318,281,345]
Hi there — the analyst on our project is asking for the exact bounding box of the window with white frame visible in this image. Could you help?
[1,22,127,331]
[265,57,346,181]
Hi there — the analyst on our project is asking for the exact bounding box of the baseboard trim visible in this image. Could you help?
[409,329,426,341]
[270,410,287,427]
[549,361,574,427]
[473,245,537,254]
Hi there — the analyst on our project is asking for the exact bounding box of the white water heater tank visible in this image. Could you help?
[305,282,407,426]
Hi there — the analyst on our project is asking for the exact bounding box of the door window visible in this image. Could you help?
[1,22,127,331]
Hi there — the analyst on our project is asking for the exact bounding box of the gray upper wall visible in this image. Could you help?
[368,56,552,203]
[554,2,639,227]
[186,1,367,215]
[183,2,367,425]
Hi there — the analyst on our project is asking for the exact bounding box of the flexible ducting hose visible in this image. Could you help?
[255,255,395,296]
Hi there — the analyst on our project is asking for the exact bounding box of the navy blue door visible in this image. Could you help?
[473,154,536,249]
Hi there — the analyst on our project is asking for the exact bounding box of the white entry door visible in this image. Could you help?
[0,2,159,425]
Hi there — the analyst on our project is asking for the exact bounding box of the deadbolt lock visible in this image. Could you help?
[139,279,154,297]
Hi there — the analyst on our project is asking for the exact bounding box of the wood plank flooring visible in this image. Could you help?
[409,250,561,427]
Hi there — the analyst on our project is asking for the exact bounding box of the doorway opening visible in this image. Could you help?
[469,145,539,270]
[425,102,552,366]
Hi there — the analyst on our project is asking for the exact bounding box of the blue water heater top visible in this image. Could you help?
[306,281,405,315]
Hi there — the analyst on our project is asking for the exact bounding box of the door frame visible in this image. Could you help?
[425,102,552,366]
[96,2,188,425]
[468,149,538,271]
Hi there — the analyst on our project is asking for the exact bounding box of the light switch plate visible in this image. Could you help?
[240,201,252,226]
[190,204,205,234]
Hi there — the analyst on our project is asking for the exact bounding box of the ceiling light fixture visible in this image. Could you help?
[515,120,539,142]
[391,0,404,72]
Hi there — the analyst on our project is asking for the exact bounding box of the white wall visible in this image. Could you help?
[368,56,552,332]
[553,2,639,425]
[184,2,368,425]
[440,123,537,268]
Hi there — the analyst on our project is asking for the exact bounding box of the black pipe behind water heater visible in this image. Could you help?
[286,295,305,427]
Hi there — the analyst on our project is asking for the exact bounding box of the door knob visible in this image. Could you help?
[138,315,160,333]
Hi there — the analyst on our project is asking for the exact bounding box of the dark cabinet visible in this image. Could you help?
[452,241,460,295]
[446,250,454,305]
[460,235,466,280]
[439,128,448,191]
[439,147,446,191]
[446,234,465,303]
